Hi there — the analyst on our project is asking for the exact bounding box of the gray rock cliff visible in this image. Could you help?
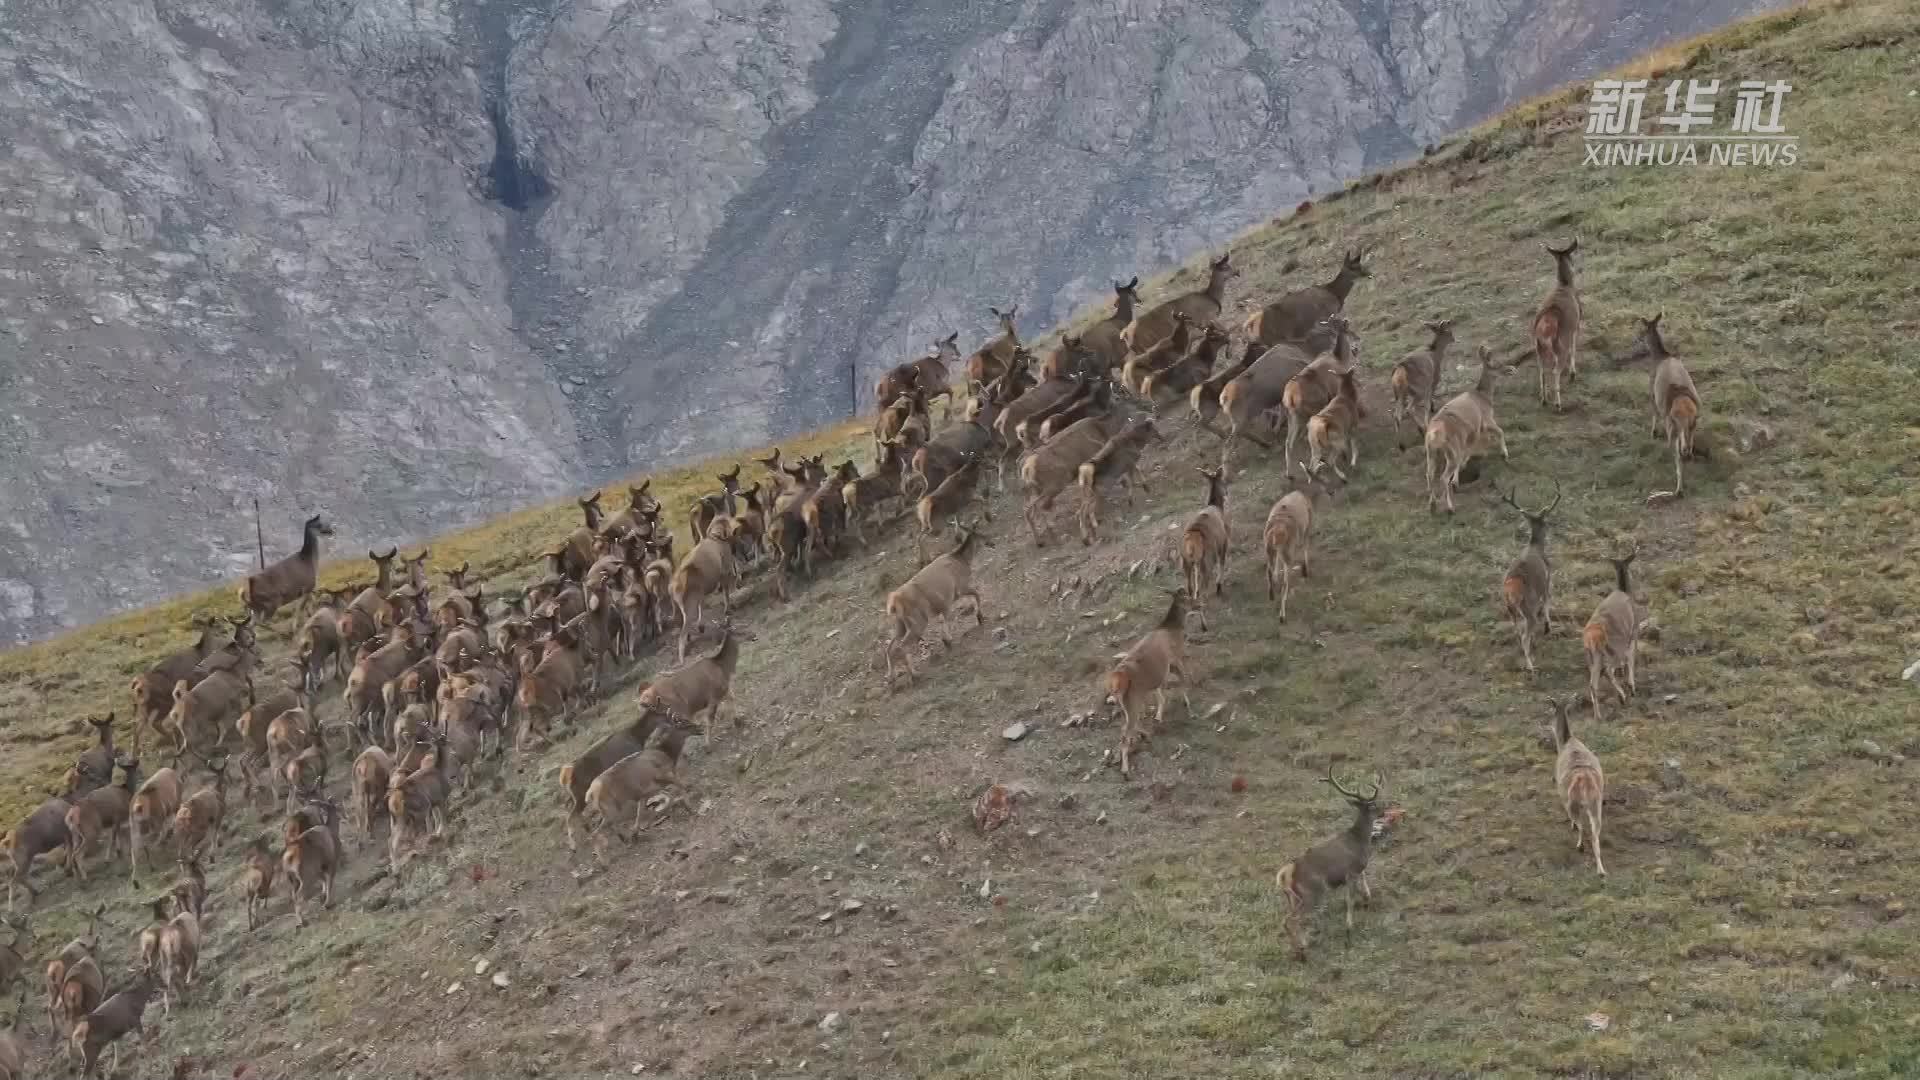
[0,0,1777,642]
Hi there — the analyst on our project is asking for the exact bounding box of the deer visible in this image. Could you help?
[584,711,704,861]
[129,619,224,756]
[1389,319,1455,446]
[1075,415,1161,545]
[1140,320,1231,406]
[295,590,349,692]
[338,547,400,654]
[1549,696,1607,876]
[44,907,104,1057]
[1018,415,1116,547]
[171,755,230,864]
[916,452,989,562]
[1275,767,1384,959]
[1304,366,1364,481]
[282,797,340,926]
[63,758,139,880]
[964,305,1022,390]
[1640,313,1701,497]
[640,622,745,738]
[127,764,182,885]
[1180,467,1230,630]
[1124,250,1237,353]
[1495,481,1562,675]
[1037,333,1103,383]
[1530,238,1582,410]
[1078,276,1142,376]
[1108,589,1192,778]
[882,524,984,684]
[1423,345,1510,513]
[1263,467,1339,621]
[71,975,158,1079]
[1244,247,1371,348]
[5,796,73,910]
[241,833,278,931]
[1273,314,1358,478]
[1583,547,1641,720]
[560,709,663,852]
[670,523,738,662]
[64,713,119,801]
[1190,339,1265,433]
[239,513,335,628]
[598,479,662,541]
[154,899,200,1016]
[1119,311,1195,396]
[688,468,744,546]
[875,332,962,416]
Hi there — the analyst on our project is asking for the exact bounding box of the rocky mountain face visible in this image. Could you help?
[0,0,1778,643]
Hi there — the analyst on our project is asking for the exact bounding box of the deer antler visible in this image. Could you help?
[1322,764,1374,801]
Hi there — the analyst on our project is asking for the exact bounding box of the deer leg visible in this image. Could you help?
[1608,663,1629,706]
[1358,869,1373,906]
[1517,620,1535,674]
[1491,423,1510,462]
[1627,641,1638,695]
[1343,886,1355,946]
[1590,806,1606,876]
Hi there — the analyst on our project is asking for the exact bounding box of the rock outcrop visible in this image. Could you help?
[0,0,1778,641]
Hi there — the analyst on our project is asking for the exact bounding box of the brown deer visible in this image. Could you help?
[965,305,1022,389]
[1275,767,1383,959]
[1549,697,1607,876]
[1304,366,1364,481]
[1124,251,1237,354]
[1243,247,1370,348]
[1641,313,1701,497]
[1423,345,1509,513]
[239,514,335,627]
[129,620,223,757]
[1179,467,1230,630]
[1078,276,1141,376]
[1582,548,1640,719]
[1495,482,1561,675]
[1107,589,1192,778]
[1262,467,1338,621]
[1389,319,1455,446]
[1530,238,1582,410]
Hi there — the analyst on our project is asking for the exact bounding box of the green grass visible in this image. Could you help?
[6,2,1920,1077]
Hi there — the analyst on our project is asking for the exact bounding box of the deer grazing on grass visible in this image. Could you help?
[239,513,335,627]
[1424,345,1509,513]
[883,523,984,684]
[1496,482,1561,675]
[1243,247,1370,348]
[1390,319,1455,446]
[1124,250,1237,353]
[1276,767,1384,959]
[1180,467,1230,630]
[1583,547,1640,719]
[1107,589,1192,779]
[1640,313,1701,497]
[1531,238,1582,410]
[1549,697,1607,876]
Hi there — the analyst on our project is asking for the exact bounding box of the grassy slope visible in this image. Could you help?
[6,2,1920,1077]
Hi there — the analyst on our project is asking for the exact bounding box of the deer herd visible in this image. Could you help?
[0,233,1709,1073]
